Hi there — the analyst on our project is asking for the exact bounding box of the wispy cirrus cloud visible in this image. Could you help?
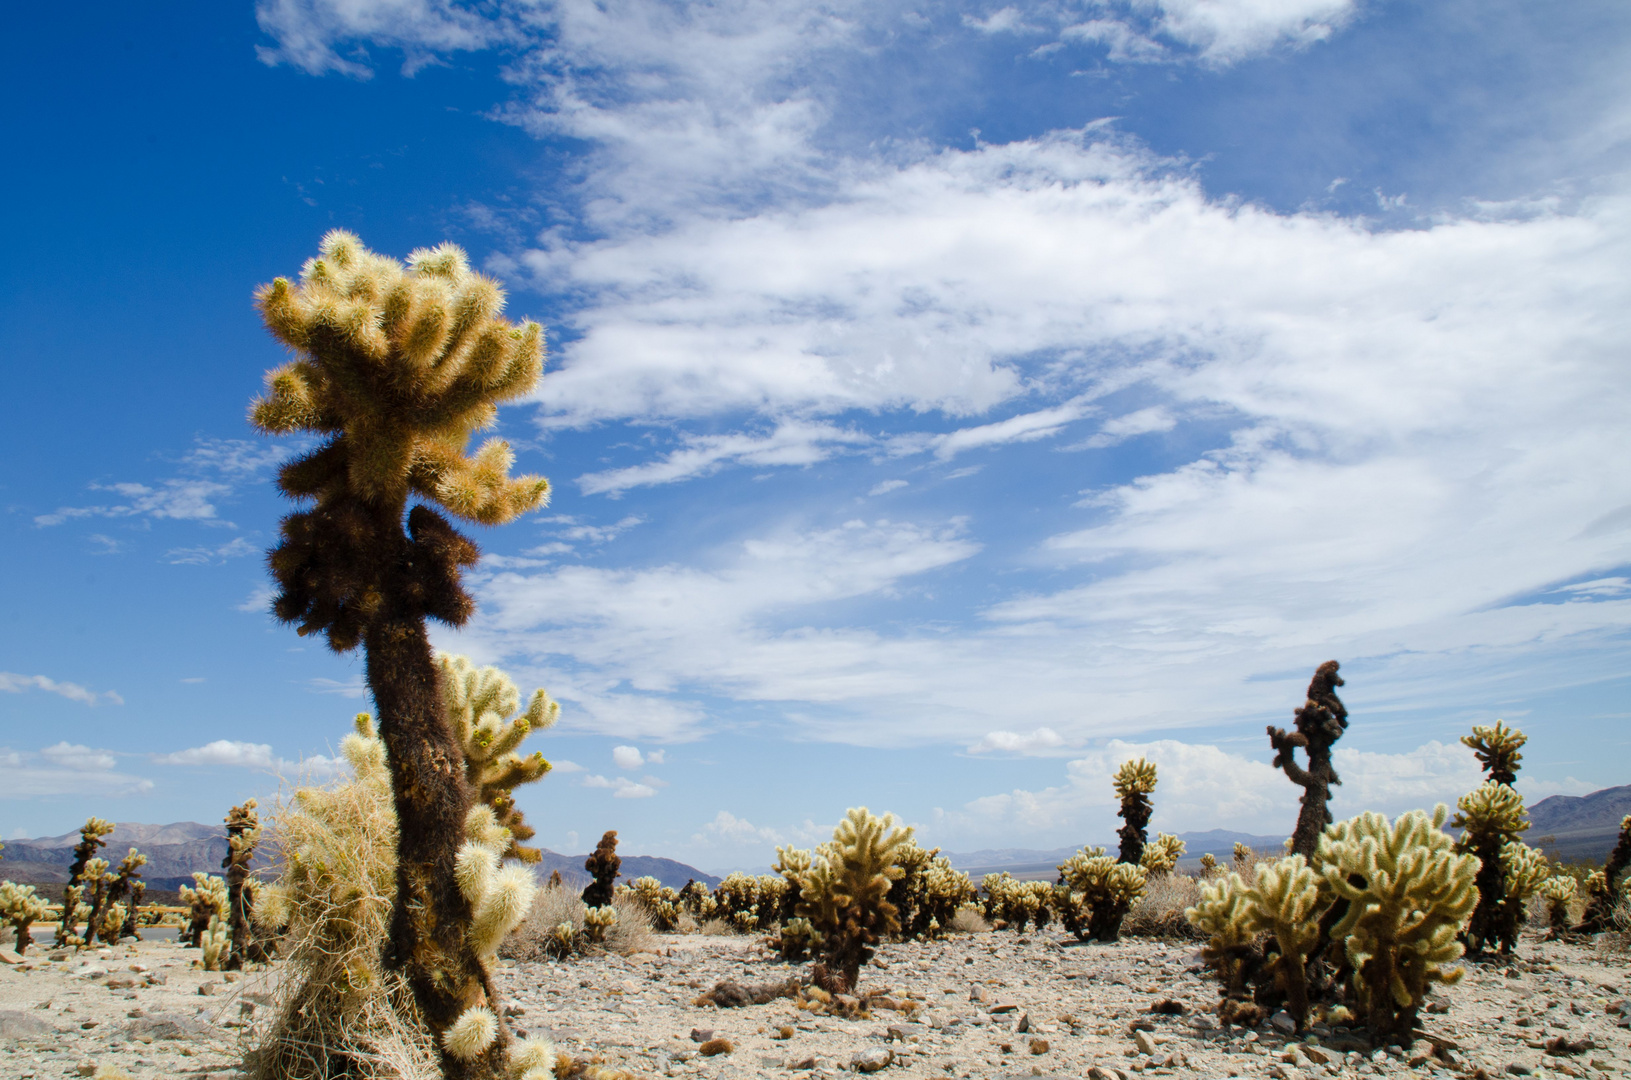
[0,672,123,706]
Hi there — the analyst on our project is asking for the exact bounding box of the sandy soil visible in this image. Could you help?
[1,931,1627,1079]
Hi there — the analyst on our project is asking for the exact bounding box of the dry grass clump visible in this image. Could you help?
[1123,872,1203,939]
[248,716,440,1080]
[948,905,992,934]
[501,882,657,960]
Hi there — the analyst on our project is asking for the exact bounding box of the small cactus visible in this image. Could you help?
[1538,876,1576,938]
[582,905,618,944]
[0,881,50,954]
[1140,833,1186,875]
[1578,814,1631,933]
[777,916,819,961]
[1461,720,1525,786]
[200,913,229,971]
[180,872,229,949]
[581,831,621,909]
[1057,847,1147,942]
[1199,852,1219,878]
[1453,776,1530,955]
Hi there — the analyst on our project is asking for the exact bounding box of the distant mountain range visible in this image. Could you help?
[944,830,1290,880]
[1528,784,1631,861]
[0,821,718,893]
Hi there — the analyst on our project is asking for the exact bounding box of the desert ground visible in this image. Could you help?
[1,929,1627,1080]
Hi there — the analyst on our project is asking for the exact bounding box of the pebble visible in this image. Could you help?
[850,1047,893,1072]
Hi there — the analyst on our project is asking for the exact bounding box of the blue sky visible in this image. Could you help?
[3,0,1628,873]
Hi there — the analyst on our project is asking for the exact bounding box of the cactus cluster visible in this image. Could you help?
[888,840,975,939]
[56,817,114,948]
[980,874,1054,932]
[1268,661,1349,857]
[437,652,557,864]
[180,872,230,948]
[1057,848,1148,942]
[615,876,681,931]
[1113,758,1159,867]
[1578,814,1631,933]
[1186,805,1479,1044]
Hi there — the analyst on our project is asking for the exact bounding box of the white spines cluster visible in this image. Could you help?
[443,1004,499,1062]
[508,1036,558,1080]
[457,805,537,958]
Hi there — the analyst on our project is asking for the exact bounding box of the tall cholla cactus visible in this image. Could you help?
[222,800,265,968]
[251,230,550,1077]
[1461,720,1525,787]
[436,653,557,864]
[582,831,621,909]
[1453,719,1536,955]
[1579,814,1631,933]
[795,808,912,994]
[1268,661,1349,857]
[0,881,50,954]
[180,872,229,948]
[57,817,114,947]
[89,848,147,945]
[1113,759,1158,867]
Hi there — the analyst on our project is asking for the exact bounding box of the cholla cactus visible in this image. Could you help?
[679,879,719,921]
[0,881,49,954]
[1113,759,1158,867]
[180,872,229,948]
[581,831,621,909]
[201,914,230,971]
[251,230,549,1078]
[1538,876,1576,938]
[980,872,1016,922]
[1267,661,1349,857]
[756,875,789,930]
[1579,814,1631,933]
[582,905,618,944]
[1319,806,1479,1044]
[89,848,147,946]
[1461,720,1525,786]
[889,840,975,939]
[1140,833,1186,875]
[1232,842,1253,868]
[714,871,761,928]
[435,653,557,863]
[56,817,114,947]
[794,807,913,993]
[1057,847,1147,942]
[222,800,264,968]
[777,916,819,961]
[1199,853,1219,878]
[772,846,812,923]
[1186,872,1264,1019]
[1237,856,1327,1030]
[1453,778,1529,955]
[620,876,680,931]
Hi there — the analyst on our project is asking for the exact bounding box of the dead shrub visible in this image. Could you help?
[604,892,656,956]
[947,905,992,934]
[1123,872,1203,939]
[501,882,586,962]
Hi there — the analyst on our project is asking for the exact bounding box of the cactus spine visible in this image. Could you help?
[1268,661,1349,857]
[436,653,557,863]
[56,817,114,947]
[581,831,621,909]
[251,230,550,1078]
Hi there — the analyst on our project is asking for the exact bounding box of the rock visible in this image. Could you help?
[1186,1014,1217,1032]
[1299,1046,1330,1065]
[197,982,219,996]
[76,1063,97,1077]
[886,1023,926,1041]
[1268,1066,1302,1080]
[1133,1030,1156,1056]
[0,947,23,964]
[787,1055,818,1070]
[1015,1011,1030,1033]
[851,1047,893,1073]
[689,1028,714,1043]
[970,985,992,1004]
[104,977,139,990]
[1029,1037,1050,1055]
[126,1014,213,1041]
[1506,1065,1533,1076]
[989,1001,1018,1015]
[0,1011,56,1040]
[1269,1010,1297,1035]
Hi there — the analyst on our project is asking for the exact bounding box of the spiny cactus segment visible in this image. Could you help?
[1268,660,1349,857]
[0,881,50,954]
[1461,720,1526,786]
[436,652,557,864]
[1113,758,1158,867]
[793,807,913,993]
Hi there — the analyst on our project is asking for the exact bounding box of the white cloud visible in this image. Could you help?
[964,7,1037,35]
[153,740,276,769]
[931,398,1097,460]
[868,479,908,496]
[582,773,658,798]
[41,742,118,772]
[646,749,666,765]
[612,745,644,770]
[308,676,368,699]
[694,809,788,847]
[238,585,276,614]
[254,0,505,77]
[550,758,586,773]
[166,537,259,565]
[0,672,123,707]
[578,423,872,495]
[968,727,1069,755]
[0,746,153,799]
[1068,405,1176,449]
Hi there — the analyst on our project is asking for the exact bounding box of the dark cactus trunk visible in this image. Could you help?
[365,573,508,1079]
[1117,792,1152,867]
[1269,661,1349,859]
